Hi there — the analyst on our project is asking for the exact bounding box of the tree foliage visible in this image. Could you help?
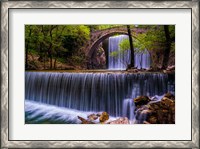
[25,25,90,69]
[113,25,175,69]
[25,25,175,70]
[87,25,122,31]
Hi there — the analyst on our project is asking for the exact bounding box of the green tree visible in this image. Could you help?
[25,25,90,70]
[25,25,32,69]
[116,25,175,70]
[162,25,171,69]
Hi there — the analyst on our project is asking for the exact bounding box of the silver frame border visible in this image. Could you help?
[1,1,199,148]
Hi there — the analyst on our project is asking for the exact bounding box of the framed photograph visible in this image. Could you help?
[1,1,199,148]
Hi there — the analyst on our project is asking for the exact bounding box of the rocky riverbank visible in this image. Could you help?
[78,92,175,124]
[134,93,175,124]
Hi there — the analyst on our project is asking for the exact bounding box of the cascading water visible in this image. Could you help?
[122,99,135,122]
[108,35,151,70]
[25,72,174,121]
[134,49,151,69]
[108,35,130,70]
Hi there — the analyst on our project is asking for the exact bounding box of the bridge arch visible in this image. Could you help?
[88,32,139,56]
[84,26,147,68]
[87,31,127,58]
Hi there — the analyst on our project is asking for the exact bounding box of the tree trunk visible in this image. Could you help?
[47,44,52,69]
[127,25,134,68]
[54,58,57,69]
[162,25,171,69]
[49,25,55,69]
[44,53,46,69]
[50,55,53,69]
[25,42,29,69]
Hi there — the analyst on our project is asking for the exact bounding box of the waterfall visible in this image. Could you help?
[108,35,151,70]
[25,72,174,117]
[108,35,130,70]
[134,49,151,69]
[122,99,135,122]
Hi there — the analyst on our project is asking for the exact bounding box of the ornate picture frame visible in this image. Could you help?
[1,1,199,148]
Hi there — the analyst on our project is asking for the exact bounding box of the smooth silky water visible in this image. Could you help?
[108,35,151,70]
[25,72,174,124]
[25,35,174,124]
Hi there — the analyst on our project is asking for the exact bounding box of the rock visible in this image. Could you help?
[168,114,172,123]
[135,94,175,124]
[135,105,152,121]
[134,96,150,107]
[146,68,153,72]
[164,92,175,100]
[163,68,175,74]
[172,114,175,122]
[87,114,98,121]
[163,70,168,73]
[96,113,101,117]
[163,70,173,73]
[143,121,151,124]
[108,117,129,124]
[99,112,109,123]
[127,68,139,73]
[148,116,157,124]
[149,102,160,110]
[77,116,95,124]
[166,65,175,71]
[141,109,152,115]
[162,109,168,113]
[161,97,175,108]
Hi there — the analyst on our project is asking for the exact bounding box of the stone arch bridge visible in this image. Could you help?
[83,26,146,68]
[85,26,146,57]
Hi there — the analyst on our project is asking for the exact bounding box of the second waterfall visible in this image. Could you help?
[108,35,151,70]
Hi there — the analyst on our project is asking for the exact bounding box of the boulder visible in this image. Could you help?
[135,105,153,121]
[135,94,175,124]
[108,117,129,124]
[166,65,175,71]
[134,96,150,107]
[87,114,98,121]
[77,116,95,124]
[141,109,152,115]
[143,121,151,124]
[96,113,102,117]
[164,92,175,100]
[161,97,175,108]
[148,116,157,124]
[149,102,160,110]
[99,112,109,123]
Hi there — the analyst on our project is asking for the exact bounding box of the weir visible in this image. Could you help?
[25,72,174,117]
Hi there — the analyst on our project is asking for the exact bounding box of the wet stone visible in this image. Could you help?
[99,112,109,123]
